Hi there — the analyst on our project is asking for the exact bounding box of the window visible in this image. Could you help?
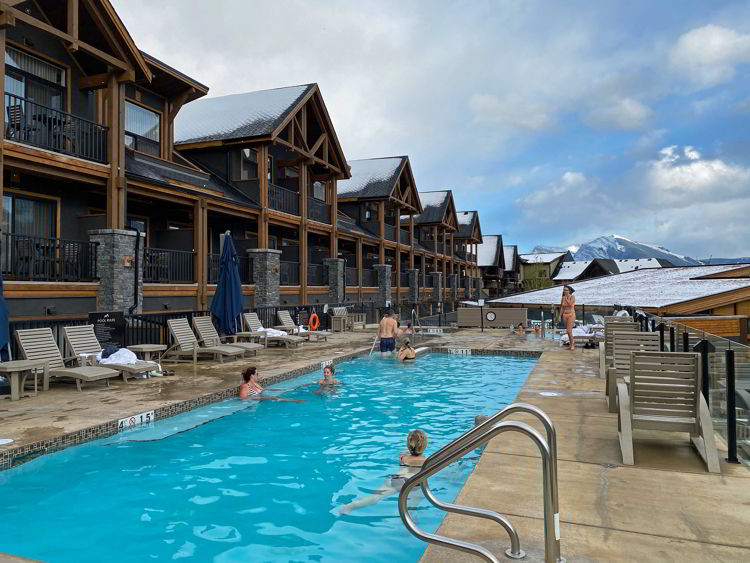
[267,155,274,184]
[4,46,66,110]
[125,101,160,156]
[312,180,326,201]
[231,148,258,181]
[2,192,57,238]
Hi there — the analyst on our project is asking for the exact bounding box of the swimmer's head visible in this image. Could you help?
[323,365,335,379]
[242,366,257,383]
[407,429,428,456]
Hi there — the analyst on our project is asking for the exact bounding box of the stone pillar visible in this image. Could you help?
[373,264,392,306]
[431,271,443,302]
[248,248,281,307]
[463,276,473,298]
[447,273,458,303]
[473,277,483,299]
[89,229,145,313]
[324,258,345,303]
[408,268,419,304]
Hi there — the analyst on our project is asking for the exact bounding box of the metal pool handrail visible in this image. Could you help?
[399,420,563,563]
[421,402,559,520]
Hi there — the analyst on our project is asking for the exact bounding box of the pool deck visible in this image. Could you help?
[420,330,750,562]
[1,328,749,562]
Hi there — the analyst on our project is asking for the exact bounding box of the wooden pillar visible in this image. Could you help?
[194,199,208,310]
[378,201,385,264]
[409,215,415,269]
[330,178,338,257]
[356,237,363,300]
[0,28,5,237]
[300,164,308,303]
[257,145,269,248]
[106,72,125,229]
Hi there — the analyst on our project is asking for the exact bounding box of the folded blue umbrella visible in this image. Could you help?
[210,233,244,335]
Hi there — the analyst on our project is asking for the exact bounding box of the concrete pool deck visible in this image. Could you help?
[1,327,748,562]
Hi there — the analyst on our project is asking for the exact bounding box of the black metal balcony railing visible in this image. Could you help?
[0,233,98,281]
[269,183,300,216]
[345,267,359,286]
[280,261,300,286]
[144,248,195,283]
[208,253,253,284]
[419,240,437,253]
[391,270,398,286]
[307,263,328,286]
[384,223,397,242]
[307,198,331,224]
[361,268,377,287]
[400,229,410,245]
[4,93,108,164]
[400,272,410,287]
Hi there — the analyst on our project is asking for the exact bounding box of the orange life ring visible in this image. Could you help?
[309,313,320,331]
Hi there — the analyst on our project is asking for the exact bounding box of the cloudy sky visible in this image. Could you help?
[114,0,750,258]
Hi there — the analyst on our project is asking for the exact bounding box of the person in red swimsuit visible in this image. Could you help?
[559,285,577,350]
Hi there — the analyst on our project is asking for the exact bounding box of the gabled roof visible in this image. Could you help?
[336,212,379,241]
[503,245,517,271]
[455,211,482,242]
[125,150,258,208]
[614,258,673,272]
[477,235,504,267]
[175,84,314,144]
[519,252,571,264]
[141,51,209,103]
[337,157,422,213]
[491,264,750,312]
[406,190,459,230]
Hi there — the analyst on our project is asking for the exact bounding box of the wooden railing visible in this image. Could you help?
[0,233,98,281]
[269,183,300,215]
[4,93,108,163]
[143,248,195,283]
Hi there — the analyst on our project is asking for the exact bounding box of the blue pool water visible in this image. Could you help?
[0,353,535,562]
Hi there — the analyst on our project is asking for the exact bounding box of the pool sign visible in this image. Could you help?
[89,311,125,348]
[320,359,333,368]
[118,410,155,432]
[449,348,472,355]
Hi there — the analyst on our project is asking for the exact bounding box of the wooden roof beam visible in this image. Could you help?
[0,2,130,71]
[67,0,78,51]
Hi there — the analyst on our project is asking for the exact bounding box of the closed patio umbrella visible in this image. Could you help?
[210,232,244,335]
[0,271,10,360]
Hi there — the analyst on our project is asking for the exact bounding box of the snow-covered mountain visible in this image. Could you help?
[530,245,567,254]
[572,235,701,266]
[700,257,750,265]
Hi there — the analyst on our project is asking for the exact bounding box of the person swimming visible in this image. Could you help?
[338,430,428,514]
[239,366,305,403]
[398,339,416,362]
[317,365,341,385]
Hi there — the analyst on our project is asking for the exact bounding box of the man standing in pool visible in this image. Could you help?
[378,309,398,357]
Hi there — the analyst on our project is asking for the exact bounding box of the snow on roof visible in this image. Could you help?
[553,260,592,281]
[457,211,474,225]
[419,190,449,208]
[613,258,665,272]
[503,245,516,268]
[477,235,501,267]
[175,84,312,144]
[337,157,403,197]
[519,252,567,264]
[491,265,750,308]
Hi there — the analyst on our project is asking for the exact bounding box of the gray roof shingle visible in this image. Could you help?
[337,157,406,199]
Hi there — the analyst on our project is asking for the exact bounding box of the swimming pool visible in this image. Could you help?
[0,353,536,562]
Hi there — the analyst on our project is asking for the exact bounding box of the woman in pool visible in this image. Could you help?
[559,285,577,350]
[240,366,305,402]
[514,323,525,335]
[339,430,428,514]
[317,365,341,385]
[398,339,416,362]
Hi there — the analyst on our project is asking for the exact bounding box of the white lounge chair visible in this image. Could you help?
[63,324,159,383]
[192,315,263,357]
[606,332,660,412]
[275,310,331,342]
[163,318,245,363]
[617,350,720,473]
[245,312,304,348]
[16,328,120,391]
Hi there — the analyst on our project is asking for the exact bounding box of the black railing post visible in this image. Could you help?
[650,319,656,332]
[726,348,739,464]
[693,339,714,404]
[658,323,665,351]
[669,326,675,351]
[682,330,690,352]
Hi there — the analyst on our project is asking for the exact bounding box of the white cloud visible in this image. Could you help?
[633,128,667,152]
[585,97,653,130]
[670,24,750,88]
[468,94,556,131]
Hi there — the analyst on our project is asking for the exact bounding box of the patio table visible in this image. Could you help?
[0,360,49,401]
[127,344,167,362]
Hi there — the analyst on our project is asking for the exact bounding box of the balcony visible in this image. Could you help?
[1,233,98,281]
[400,229,410,245]
[419,240,438,253]
[280,261,300,285]
[307,198,331,224]
[345,267,359,286]
[400,272,409,287]
[144,248,195,283]
[4,93,108,164]
[361,268,377,287]
[307,263,328,286]
[384,224,397,242]
[269,183,300,215]
[391,270,397,286]
[208,253,253,284]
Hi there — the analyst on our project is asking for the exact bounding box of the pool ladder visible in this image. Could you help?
[398,403,564,563]
[411,308,423,344]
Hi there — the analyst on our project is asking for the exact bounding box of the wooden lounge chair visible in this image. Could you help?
[617,351,720,473]
[600,320,639,379]
[63,324,159,383]
[230,313,268,344]
[163,318,245,363]
[275,310,331,342]
[245,312,304,348]
[606,332,660,412]
[192,315,263,357]
[16,328,120,391]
